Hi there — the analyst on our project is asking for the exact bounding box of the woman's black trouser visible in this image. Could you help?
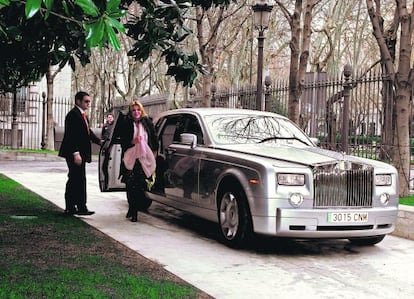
[124,160,146,216]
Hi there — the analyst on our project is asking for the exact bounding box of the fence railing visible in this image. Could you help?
[0,67,408,165]
[0,93,170,150]
[189,67,398,162]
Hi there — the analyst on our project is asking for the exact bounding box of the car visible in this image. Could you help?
[99,107,399,248]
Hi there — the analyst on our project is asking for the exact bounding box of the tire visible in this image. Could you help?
[348,235,386,246]
[218,187,252,248]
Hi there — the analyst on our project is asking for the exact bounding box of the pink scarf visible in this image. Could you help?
[123,122,156,178]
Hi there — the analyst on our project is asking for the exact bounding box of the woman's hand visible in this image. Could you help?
[74,153,82,166]
[132,135,142,144]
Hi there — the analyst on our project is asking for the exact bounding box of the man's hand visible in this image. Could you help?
[74,153,82,166]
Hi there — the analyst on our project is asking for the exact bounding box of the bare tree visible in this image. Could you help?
[193,2,249,107]
[366,0,413,196]
[275,0,320,125]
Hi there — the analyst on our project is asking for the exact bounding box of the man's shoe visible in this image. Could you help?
[126,209,132,218]
[76,210,95,216]
[63,210,76,216]
[131,215,138,222]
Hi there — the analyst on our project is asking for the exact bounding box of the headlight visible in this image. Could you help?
[375,174,392,186]
[379,193,390,206]
[289,193,304,207]
[277,173,305,186]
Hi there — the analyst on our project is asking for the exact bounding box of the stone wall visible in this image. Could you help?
[392,205,414,240]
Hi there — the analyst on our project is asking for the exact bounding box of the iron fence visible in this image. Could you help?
[190,67,399,162]
[0,93,170,150]
[0,67,409,164]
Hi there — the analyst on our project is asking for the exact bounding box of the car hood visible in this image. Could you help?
[214,143,390,169]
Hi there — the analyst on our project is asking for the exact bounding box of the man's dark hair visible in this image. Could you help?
[75,91,89,103]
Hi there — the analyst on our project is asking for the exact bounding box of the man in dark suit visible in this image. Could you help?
[59,91,102,215]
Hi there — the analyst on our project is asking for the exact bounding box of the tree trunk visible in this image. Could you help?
[392,0,413,197]
[366,0,413,196]
[279,0,315,125]
[11,92,18,149]
[45,67,61,151]
[196,6,224,107]
[393,88,411,196]
[287,1,302,124]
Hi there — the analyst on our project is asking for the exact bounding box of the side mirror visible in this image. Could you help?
[310,137,320,146]
[180,133,197,148]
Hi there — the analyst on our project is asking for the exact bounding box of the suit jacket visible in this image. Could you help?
[116,114,158,179]
[58,106,101,163]
[118,115,158,154]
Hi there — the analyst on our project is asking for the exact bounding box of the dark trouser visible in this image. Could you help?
[124,160,146,216]
[65,156,87,212]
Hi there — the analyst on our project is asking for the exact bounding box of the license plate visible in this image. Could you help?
[327,212,368,223]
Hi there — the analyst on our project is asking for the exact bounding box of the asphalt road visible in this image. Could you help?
[1,160,414,299]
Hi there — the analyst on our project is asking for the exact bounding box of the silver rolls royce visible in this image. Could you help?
[99,108,399,248]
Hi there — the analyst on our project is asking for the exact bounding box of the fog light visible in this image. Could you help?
[289,193,304,207]
[379,193,390,206]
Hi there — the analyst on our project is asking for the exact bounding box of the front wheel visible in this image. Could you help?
[218,187,252,248]
[348,235,385,246]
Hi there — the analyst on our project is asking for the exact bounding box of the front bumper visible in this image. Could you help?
[252,207,398,238]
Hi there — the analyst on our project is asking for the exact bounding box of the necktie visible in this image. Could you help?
[82,112,89,132]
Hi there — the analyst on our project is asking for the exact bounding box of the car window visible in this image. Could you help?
[158,116,180,156]
[183,116,204,145]
[171,114,204,145]
[204,114,311,146]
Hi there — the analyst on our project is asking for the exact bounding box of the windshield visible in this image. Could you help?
[204,114,313,146]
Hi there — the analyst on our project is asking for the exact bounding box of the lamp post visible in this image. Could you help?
[252,0,273,111]
[41,91,47,149]
[341,64,352,154]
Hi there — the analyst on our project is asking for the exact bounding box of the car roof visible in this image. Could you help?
[157,107,289,120]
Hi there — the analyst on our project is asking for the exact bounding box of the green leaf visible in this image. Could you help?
[62,0,69,15]
[43,0,54,10]
[106,0,120,14]
[0,0,11,9]
[105,24,121,51]
[104,16,125,33]
[85,18,104,49]
[68,56,76,70]
[25,0,42,19]
[76,0,99,17]
[42,0,54,19]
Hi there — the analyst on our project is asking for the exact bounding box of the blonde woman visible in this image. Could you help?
[118,100,158,222]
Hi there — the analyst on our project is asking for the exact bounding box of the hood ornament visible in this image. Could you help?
[335,159,352,172]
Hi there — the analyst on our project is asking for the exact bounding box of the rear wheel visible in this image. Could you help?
[218,186,252,248]
[348,235,385,246]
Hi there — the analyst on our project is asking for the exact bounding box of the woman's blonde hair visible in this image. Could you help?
[129,99,148,117]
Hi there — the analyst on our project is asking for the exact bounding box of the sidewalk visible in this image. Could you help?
[2,150,412,241]
[1,152,414,299]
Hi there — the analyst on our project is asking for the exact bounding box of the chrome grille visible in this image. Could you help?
[313,162,373,208]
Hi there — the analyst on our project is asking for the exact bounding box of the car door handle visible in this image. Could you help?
[166,148,176,155]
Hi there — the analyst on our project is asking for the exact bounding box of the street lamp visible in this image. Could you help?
[41,92,47,149]
[252,0,273,111]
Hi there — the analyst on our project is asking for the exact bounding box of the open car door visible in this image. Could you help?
[99,111,126,192]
